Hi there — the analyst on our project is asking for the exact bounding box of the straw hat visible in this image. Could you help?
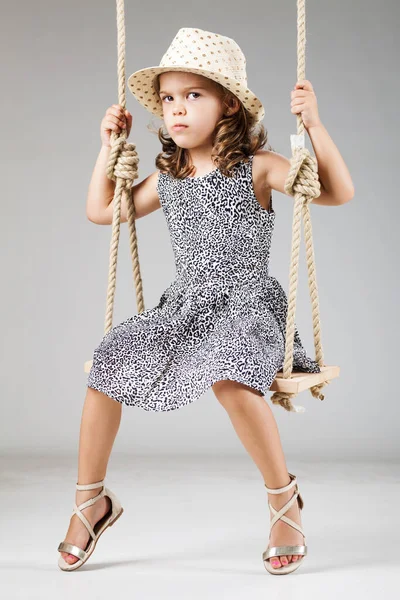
[127,27,265,124]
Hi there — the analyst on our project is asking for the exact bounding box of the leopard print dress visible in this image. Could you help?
[87,154,321,410]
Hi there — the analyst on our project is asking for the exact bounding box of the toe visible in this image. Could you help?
[60,552,78,564]
[287,554,292,562]
[67,553,79,564]
[292,555,298,562]
[270,558,282,568]
[280,555,288,566]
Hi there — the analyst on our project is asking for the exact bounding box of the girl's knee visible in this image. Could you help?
[212,379,262,405]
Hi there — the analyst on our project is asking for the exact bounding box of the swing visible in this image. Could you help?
[84,0,340,414]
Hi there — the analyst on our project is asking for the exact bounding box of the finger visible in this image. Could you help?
[104,121,124,133]
[291,90,308,99]
[291,104,306,113]
[105,118,125,132]
[295,80,313,91]
[111,106,126,120]
[109,115,125,127]
[108,104,123,114]
[106,114,126,128]
[107,106,126,120]
[291,98,307,106]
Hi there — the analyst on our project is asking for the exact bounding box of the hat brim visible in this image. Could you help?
[127,65,265,124]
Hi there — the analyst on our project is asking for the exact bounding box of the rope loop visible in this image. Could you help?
[106,134,139,189]
[284,148,321,204]
[270,373,329,414]
[310,378,331,401]
[270,391,306,414]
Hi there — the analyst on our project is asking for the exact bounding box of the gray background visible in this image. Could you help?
[1,0,398,458]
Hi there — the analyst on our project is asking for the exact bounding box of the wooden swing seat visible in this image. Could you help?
[269,364,340,394]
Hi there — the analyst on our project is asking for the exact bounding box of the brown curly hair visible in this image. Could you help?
[147,73,273,179]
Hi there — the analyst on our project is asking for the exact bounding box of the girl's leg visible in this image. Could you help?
[59,386,122,565]
[212,380,304,571]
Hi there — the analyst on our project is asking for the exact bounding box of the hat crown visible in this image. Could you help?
[159,28,248,85]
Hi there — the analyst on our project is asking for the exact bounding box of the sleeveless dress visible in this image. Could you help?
[87,154,321,410]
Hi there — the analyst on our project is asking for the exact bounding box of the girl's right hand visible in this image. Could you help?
[100,104,133,148]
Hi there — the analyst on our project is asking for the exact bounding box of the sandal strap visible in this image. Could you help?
[76,479,105,491]
[72,488,106,540]
[264,472,297,494]
[57,541,87,561]
[269,496,305,536]
[68,485,106,540]
[263,545,307,560]
[264,472,306,545]
[76,489,105,511]
[73,503,96,540]
[269,491,296,525]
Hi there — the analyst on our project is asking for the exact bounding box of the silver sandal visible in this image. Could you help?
[262,472,307,575]
[57,478,124,571]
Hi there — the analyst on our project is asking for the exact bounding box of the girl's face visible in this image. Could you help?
[158,71,226,150]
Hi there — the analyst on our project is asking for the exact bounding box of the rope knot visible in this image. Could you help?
[270,376,330,414]
[270,391,306,413]
[284,147,321,204]
[106,135,139,189]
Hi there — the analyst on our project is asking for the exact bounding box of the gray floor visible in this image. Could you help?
[1,455,397,598]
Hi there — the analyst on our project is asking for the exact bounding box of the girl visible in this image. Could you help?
[57,28,354,575]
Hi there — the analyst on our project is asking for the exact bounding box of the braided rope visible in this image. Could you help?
[270,0,331,413]
[102,0,144,336]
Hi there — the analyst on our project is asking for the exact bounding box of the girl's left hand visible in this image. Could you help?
[290,80,321,130]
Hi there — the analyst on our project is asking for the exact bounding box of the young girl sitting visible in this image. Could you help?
[57,27,354,575]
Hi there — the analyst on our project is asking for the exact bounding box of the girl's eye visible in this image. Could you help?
[161,92,200,102]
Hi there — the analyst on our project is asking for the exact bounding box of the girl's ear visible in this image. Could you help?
[225,99,240,116]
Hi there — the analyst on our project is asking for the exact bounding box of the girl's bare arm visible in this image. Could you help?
[86,104,161,224]
[86,145,116,221]
[86,145,161,224]
[273,79,355,205]
[263,143,354,207]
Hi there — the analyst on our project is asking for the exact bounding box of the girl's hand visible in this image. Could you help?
[100,104,133,147]
[290,80,321,130]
